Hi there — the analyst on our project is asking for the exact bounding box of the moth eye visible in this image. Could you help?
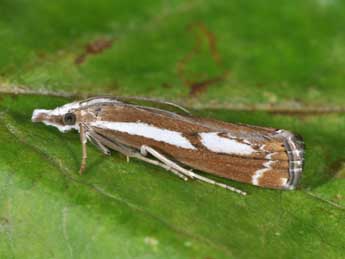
[63,113,76,125]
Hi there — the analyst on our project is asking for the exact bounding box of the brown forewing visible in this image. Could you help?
[86,104,290,188]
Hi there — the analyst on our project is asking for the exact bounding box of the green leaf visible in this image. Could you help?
[1,1,345,258]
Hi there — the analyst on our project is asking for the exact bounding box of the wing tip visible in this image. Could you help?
[276,129,305,190]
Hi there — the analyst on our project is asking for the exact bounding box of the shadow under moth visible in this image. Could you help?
[32,96,304,195]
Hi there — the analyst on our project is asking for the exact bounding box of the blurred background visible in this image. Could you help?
[0,1,345,259]
[1,0,345,107]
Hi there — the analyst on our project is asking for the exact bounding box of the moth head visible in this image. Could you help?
[31,102,81,132]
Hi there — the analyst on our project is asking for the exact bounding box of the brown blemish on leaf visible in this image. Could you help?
[0,217,9,225]
[331,160,345,179]
[177,23,228,96]
[75,38,115,65]
[197,23,221,65]
[37,52,47,59]
[161,82,172,88]
[189,72,228,96]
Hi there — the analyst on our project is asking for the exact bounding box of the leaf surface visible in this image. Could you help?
[1,1,345,258]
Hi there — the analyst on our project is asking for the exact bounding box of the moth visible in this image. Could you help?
[32,96,304,195]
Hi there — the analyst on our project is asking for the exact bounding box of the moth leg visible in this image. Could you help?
[87,131,187,180]
[87,129,136,157]
[140,145,246,195]
[79,124,88,175]
[134,153,188,181]
[87,133,111,155]
[139,145,193,180]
